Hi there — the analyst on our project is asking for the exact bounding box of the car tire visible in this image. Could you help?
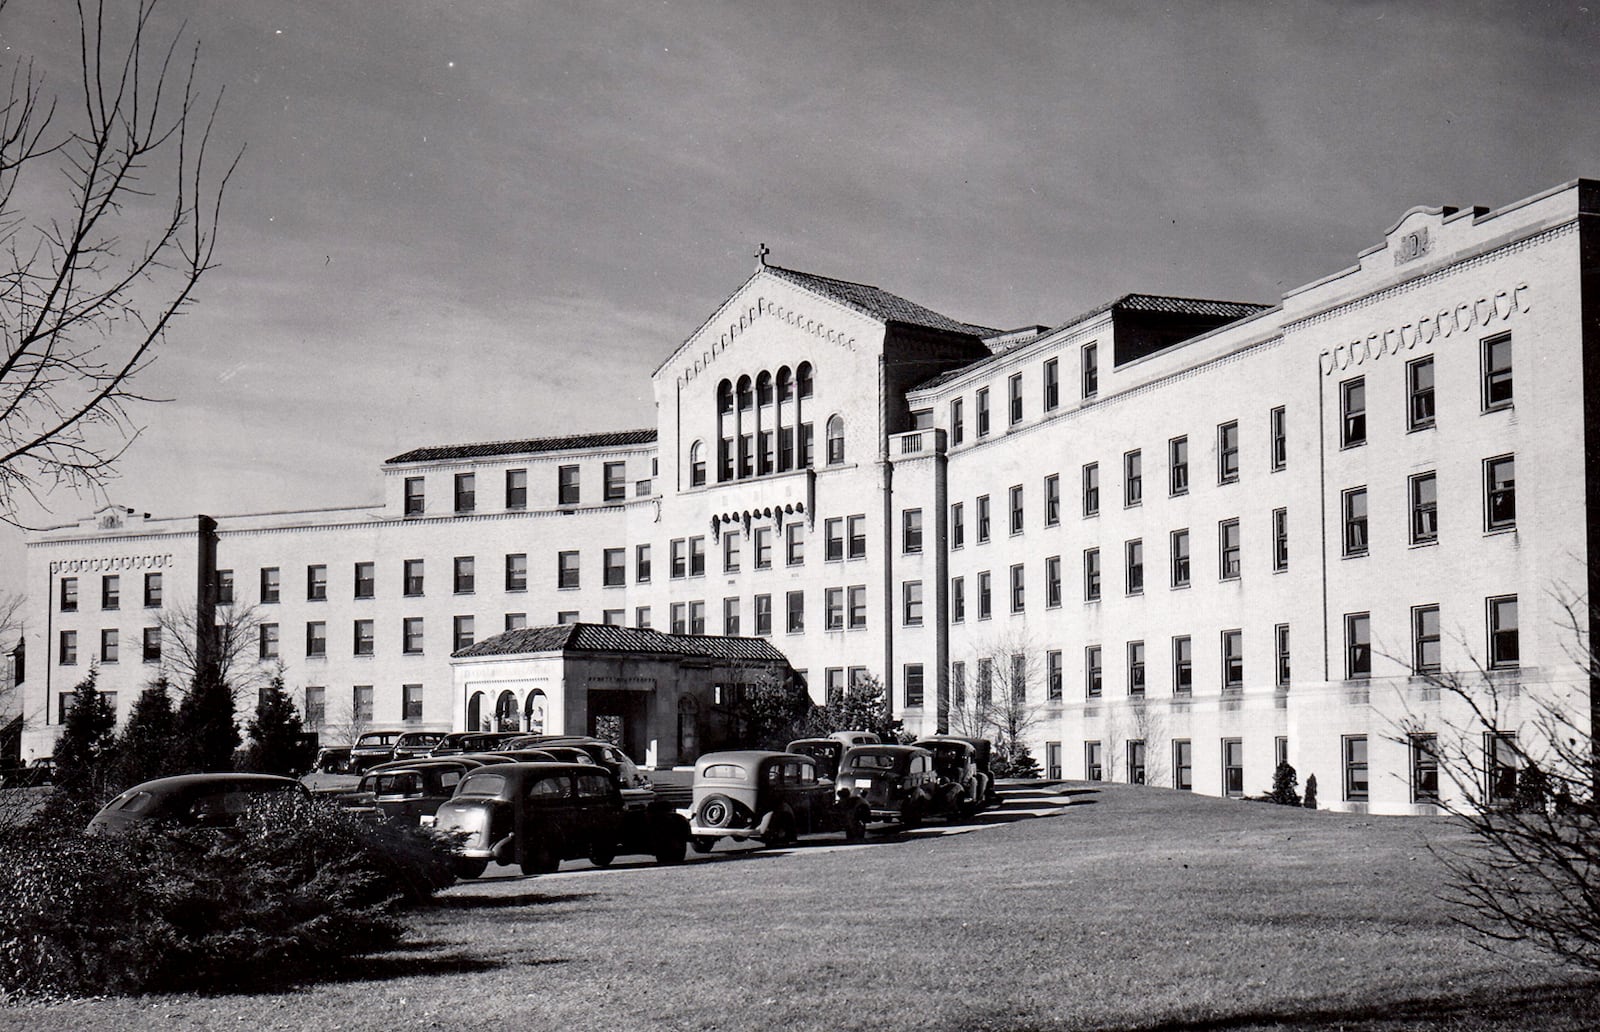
[589,845,617,867]
[654,816,689,865]
[762,810,795,848]
[689,835,717,854]
[522,835,561,876]
[901,798,924,830]
[453,857,488,880]
[844,803,867,842]
[698,794,736,828]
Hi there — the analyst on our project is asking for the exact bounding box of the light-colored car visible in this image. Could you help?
[88,773,308,834]
[687,750,868,852]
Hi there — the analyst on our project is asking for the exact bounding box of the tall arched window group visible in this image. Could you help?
[698,361,834,484]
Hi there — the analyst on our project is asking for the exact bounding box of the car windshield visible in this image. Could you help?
[356,733,397,747]
[457,772,507,797]
[845,752,898,770]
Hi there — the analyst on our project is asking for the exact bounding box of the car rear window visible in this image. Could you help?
[110,790,155,813]
[846,752,897,770]
[702,763,745,780]
[528,775,573,800]
[458,772,507,797]
[575,773,612,799]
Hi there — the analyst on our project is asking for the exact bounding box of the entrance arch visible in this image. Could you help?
[524,689,547,734]
[494,690,518,732]
[466,691,483,733]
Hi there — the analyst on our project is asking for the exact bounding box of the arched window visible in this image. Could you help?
[689,440,706,487]
[776,366,793,402]
[717,379,734,415]
[826,414,845,465]
[495,690,518,732]
[797,362,814,399]
[466,691,484,733]
[756,371,773,407]
[524,689,547,734]
[736,375,754,411]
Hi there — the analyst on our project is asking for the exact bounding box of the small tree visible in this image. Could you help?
[114,675,179,789]
[174,669,238,772]
[740,669,814,751]
[240,673,306,775]
[805,674,902,743]
[157,603,270,703]
[1302,773,1318,809]
[1267,761,1301,806]
[53,669,117,804]
[950,631,1046,769]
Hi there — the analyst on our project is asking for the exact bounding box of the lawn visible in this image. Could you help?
[9,782,1599,1031]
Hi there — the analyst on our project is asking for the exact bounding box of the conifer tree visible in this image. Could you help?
[115,676,179,788]
[1268,761,1302,806]
[1302,773,1319,809]
[52,668,117,804]
[174,669,240,772]
[241,673,306,775]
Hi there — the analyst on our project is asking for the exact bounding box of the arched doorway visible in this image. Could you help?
[524,689,547,734]
[494,690,518,732]
[677,694,699,764]
[466,691,483,733]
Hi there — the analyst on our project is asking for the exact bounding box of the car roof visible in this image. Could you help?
[116,773,302,793]
[845,744,928,755]
[466,761,608,778]
[695,750,815,770]
[786,738,841,748]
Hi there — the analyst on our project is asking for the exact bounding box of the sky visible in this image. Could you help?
[2,0,1598,592]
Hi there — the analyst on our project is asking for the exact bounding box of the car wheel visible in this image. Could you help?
[689,835,717,854]
[844,803,867,842]
[521,835,561,876]
[589,844,617,867]
[698,794,736,828]
[654,816,689,865]
[452,858,488,880]
[901,798,924,830]
[763,811,794,848]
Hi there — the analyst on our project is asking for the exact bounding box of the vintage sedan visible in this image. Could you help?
[687,750,869,852]
[342,760,475,825]
[390,731,444,762]
[913,736,1000,816]
[349,731,406,774]
[88,773,309,834]
[432,761,689,878]
[429,731,524,756]
[833,745,942,826]
[785,731,882,780]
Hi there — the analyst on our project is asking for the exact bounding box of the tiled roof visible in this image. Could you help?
[386,429,657,465]
[453,624,789,663]
[762,265,997,338]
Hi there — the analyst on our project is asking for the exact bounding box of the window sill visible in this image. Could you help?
[1171,583,1191,591]
[1483,526,1517,538]
[1407,422,1436,434]
[1341,552,1368,561]
[1482,402,1514,416]
[1217,477,1239,488]
[1339,441,1367,452]
[1408,539,1439,550]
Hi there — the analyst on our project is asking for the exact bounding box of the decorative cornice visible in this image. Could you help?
[677,292,862,389]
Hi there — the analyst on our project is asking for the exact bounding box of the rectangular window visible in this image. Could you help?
[259,623,280,660]
[403,559,424,597]
[1272,507,1289,571]
[1043,358,1060,411]
[1276,736,1289,770]
[1171,528,1191,588]
[558,464,580,506]
[847,586,867,630]
[1344,736,1369,801]
[305,686,326,727]
[786,590,805,633]
[305,564,328,601]
[1221,629,1243,692]
[1002,486,1021,535]
[1488,595,1519,668]
[1044,474,1060,526]
[1413,604,1441,673]
[1009,564,1025,613]
[352,562,374,599]
[636,544,652,583]
[689,536,706,576]
[452,615,475,652]
[723,597,740,636]
[1008,372,1023,426]
[453,556,475,595]
[1127,641,1146,696]
[754,595,772,636]
[1010,653,1027,703]
[1408,356,1435,430]
[1218,421,1240,484]
[1047,650,1063,701]
[505,468,528,509]
[58,630,77,666]
[1172,635,1193,694]
[100,574,120,611]
[144,572,162,608]
[604,461,626,502]
[403,617,424,654]
[1169,436,1189,496]
[506,612,527,632]
[1173,740,1193,791]
[1083,548,1101,602]
[1484,454,1516,532]
[950,662,966,709]
[670,603,687,635]
[354,686,374,725]
[1219,519,1241,580]
[1269,406,1287,471]
[950,503,964,549]
[603,548,626,586]
[142,626,161,662]
[634,606,651,630]
[902,509,923,554]
[1342,488,1368,557]
[752,527,772,570]
[976,660,993,706]
[505,553,528,592]
[260,567,281,604]
[949,577,965,623]
[904,581,924,626]
[1345,612,1371,680]
[557,551,580,590]
[904,664,925,708]
[306,621,326,658]
[1085,646,1103,698]
[216,569,234,606]
[60,577,77,612]
[1482,332,1513,410]
[403,684,424,722]
[1085,741,1103,781]
[1275,623,1291,687]
[1127,741,1147,785]
[1411,733,1440,803]
[950,398,965,445]
[354,619,375,656]
[847,515,866,559]
[404,477,424,515]
[1082,463,1099,517]
[1222,739,1244,797]
[1045,555,1062,608]
[1125,539,1143,595]
[1340,377,1366,448]
[100,628,118,664]
[976,387,991,436]
[1082,342,1098,398]
[1410,472,1438,545]
[1487,731,1520,806]
[670,538,687,578]
[454,472,476,513]
[977,495,991,543]
[825,587,845,630]
[1123,449,1142,507]
[977,571,992,620]
[825,517,844,560]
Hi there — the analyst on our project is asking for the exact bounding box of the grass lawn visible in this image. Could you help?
[10,782,1599,1031]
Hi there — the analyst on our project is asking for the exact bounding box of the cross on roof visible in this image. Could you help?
[755,242,770,268]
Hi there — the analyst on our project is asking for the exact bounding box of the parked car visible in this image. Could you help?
[342,761,474,825]
[88,773,309,834]
[834,744,943,826]
[430,731,524,756]
[391,731,444,761]
[785,731,882,780]
[314,745,352,774]
[687,750,869,852]
[0,756,55,788]
[913,736,999,815]
[431,762,689,878]
[350,731,406,774]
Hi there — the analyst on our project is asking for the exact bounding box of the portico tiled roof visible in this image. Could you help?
[762,265,998,338]
[385,429,657,465]
[453,623,789,662]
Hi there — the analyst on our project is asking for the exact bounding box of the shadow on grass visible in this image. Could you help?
[431,889,602,909]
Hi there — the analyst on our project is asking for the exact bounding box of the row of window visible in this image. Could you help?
[1340,455,1515,558]
[947,342,1100,447]
[57,627,161,666]
[302,684,424,726]
[705,365,820,483]
[403,460,638,517]
[1337,334,1512,449]
[58,573,161,612]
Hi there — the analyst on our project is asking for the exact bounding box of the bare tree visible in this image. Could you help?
[156,601,269,701]
[1104,700,1167,786]
[0,0,238,525]
[950,629,1046,774]
[319,689,370,753]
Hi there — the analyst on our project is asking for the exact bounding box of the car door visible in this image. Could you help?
[575,771,621,851]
